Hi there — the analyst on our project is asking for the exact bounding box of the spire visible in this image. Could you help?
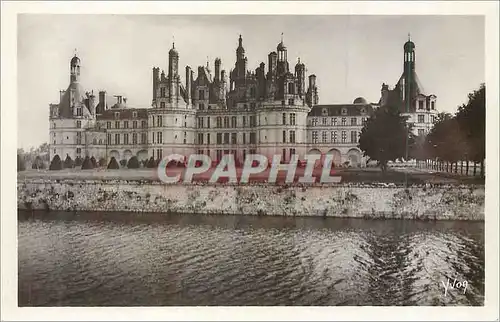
[281,32,284,42]
[408,33,411,41]
[172,35,175,48]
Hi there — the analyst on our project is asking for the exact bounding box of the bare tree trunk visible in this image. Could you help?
[461,161,463,175]
[466,159,469,176]
[473,161,477,176]
[454,162,458,174]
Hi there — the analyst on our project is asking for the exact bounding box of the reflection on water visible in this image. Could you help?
[18,211,484,306]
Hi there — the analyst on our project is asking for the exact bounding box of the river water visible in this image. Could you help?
[18,211,484,306]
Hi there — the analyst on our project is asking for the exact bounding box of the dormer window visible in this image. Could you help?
[341,108,347,115]
[322,108,328,116]
[132,112,137,118]
[114,112,120,119]
[360,108,366,115]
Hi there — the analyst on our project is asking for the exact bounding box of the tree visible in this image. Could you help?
[146,156,157,168]
[17,154,26,171]
[81,156,94,169]
[98,157,107,168]
[119,159,127,167]
[74,156,83,167]
[127,156,140,169]
[63,154,74,169]
[49,155,63,170]
[90,156,98,168]
[32,156,45,169]
[107,157,120,169]
[358,105,413,172]
[456,84,485,177]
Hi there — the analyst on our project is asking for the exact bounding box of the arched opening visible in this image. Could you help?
[109,150,120,161]
[137,150,148,164]
[326,149,342,168]
[123,150,133,161]
[347,148,362,168]
[307,148,323,168]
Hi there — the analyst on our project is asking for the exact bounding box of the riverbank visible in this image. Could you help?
[17,177,485,221]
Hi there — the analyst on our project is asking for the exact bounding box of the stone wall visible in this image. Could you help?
[17,179,485,221]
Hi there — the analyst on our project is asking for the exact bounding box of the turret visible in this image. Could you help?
[215,58,221,82]
[185,66,192,103]
[70,54,80,83]
[268,52,277,78]
[153,67,160,101]
[295,58,306,97]
[168,42,179,77]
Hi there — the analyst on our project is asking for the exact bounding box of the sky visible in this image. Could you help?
[17,14,484,149]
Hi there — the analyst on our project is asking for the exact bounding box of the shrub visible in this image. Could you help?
[64,154,74,168]
[107,157,119,169]
[127,156,140,169]
[74,156,83,167]
[98,157,107,167]
[49,155,62,170]
[146,156,156,168]
[81,156,93,169]
[17,154,26,171]
[90,156,98,168]
[32,156,45,169]
[119,159,127,167]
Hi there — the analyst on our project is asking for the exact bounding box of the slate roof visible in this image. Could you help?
[308,104,374,117]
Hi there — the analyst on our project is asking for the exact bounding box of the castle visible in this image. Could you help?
[48,35,436,167]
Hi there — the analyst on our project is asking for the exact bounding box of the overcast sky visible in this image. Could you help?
[17,14,484,149]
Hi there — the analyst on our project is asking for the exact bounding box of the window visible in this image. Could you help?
[250,115,256,127]
[418,114,425,123]
[157,149,163,160]
[231,116,237,128]
[341,108,347,115]
[132,133,137,144]
[242,116,246,127]
[199,90,205,100]
[351,131,357,143]
[184,122,186,127]
[418,129,425,136]
[281,100,285,106]
[99,139,102,145]
[133,121,137,129]
[76,132,82,145]
[361,117,367,126]
[53,122,56,129]
[141,120,147,128]
[351,118,357,126]
[250,103,256,109]
[132,112,137,118]
[322,131,327,143]
[115,121,120,129]
[242,150,247,161]
[231,133,237,144]
[331,118,337,126]
[157,132,162,144]
[322,118,327,125]
[341,118,346,126]
[312,118,318,126]
[115,133,120,145]
[141,133,147,144]
[107,133,111,145]
[207,133,210,144]
[250,132,256,144]
[242,133,246,144]
[217,133,222,144]
[224,133,230,144]
[216,150,222,161]
[160,102,165,108]
[124,121,129,129]
[207,117,210,128]
[216,117,222,128]
[288,98,294,106]
[282,149,287,162]
[199,103,205,110]
[250,87,256,97]
[288,83,294,94]
[331,131,337,143]
[76,121,81,128]
[157,116,162,127]
[290,113,296,125]
[76,148,81,154]
[224,117,229,128]
[198,117,204,129]
[341,131,347,143]
[282,130,286,143]
[289,130,296,143]
[160,87,166,97]
[114,112,120,119]
[418,101,424,110]
[198,133,204,145]
[431,101,435,110]
[312,131,318,144]
[431,115,436,124]
[77,108,82,116]
[282,113,286,125]
[124,133,129,145]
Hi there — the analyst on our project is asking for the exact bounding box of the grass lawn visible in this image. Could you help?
[17,166,484,185]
